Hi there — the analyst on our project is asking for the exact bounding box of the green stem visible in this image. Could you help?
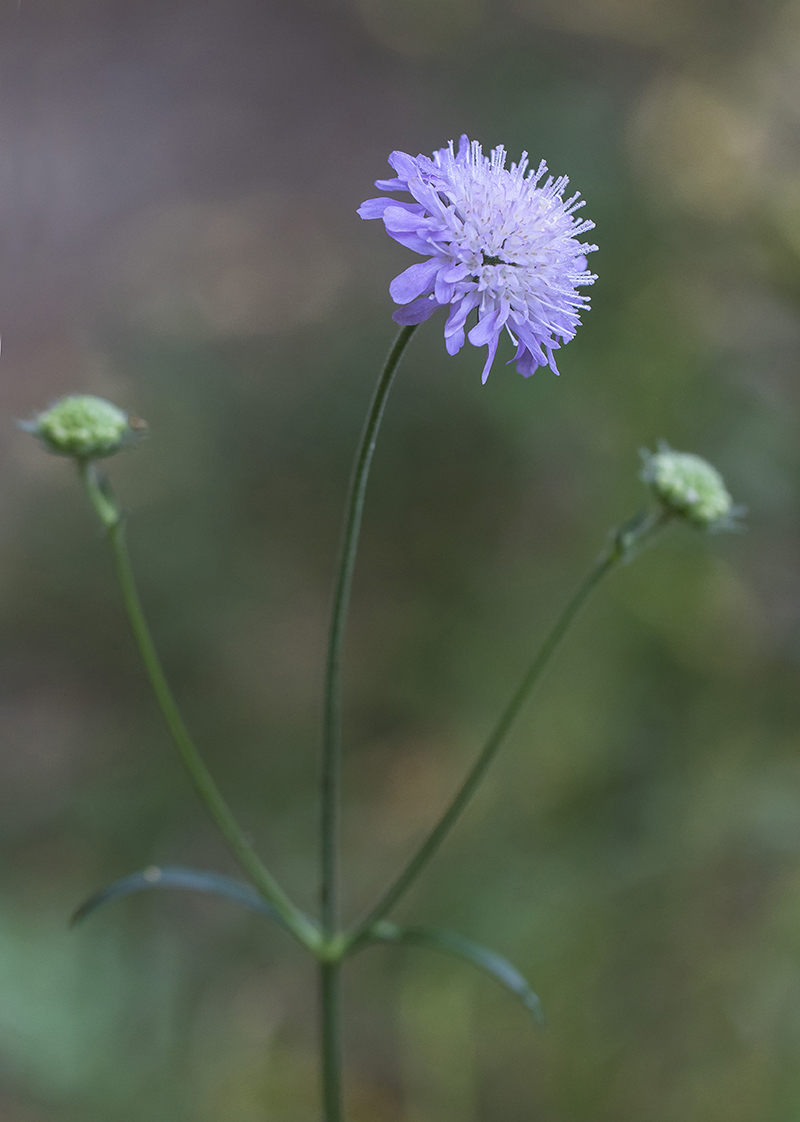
[320,961,343,1122]
[347,510,668,947]
[320,324,417,937]
[78,461,320,953]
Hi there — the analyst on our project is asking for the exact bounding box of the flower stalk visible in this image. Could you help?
[320,962,343,1122]
[320,324,418,934]
[78,460,321,954]
[346,508,669,949]
[318,323,416,1122]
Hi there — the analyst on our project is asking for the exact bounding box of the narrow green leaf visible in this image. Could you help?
[369,921,545,1027]
[72,865,284,927]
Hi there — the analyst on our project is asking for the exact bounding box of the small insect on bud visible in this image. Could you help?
[19,395,147,461]
[641,444,740,531]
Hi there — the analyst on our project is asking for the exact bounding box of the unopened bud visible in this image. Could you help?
[20,395,146,460]
[641,444,738,530]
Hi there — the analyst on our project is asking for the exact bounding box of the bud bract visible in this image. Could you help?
[641,445,737,530]
[20,395,145,460]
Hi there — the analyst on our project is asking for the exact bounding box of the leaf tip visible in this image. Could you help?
[524,992,546,1028]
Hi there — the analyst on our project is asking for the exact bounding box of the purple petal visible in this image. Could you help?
[389,259,441,305]
[444,293,478,341]
[383,229,434,254]
[358,198,424,220]
[375,177,408,190]
[468,306,502,347]
[383,206,434,234]
[444,308,466,354]
[392,297,441,326]
[434,275,455,304]
[444,293,480,354]
[512,346,543,378]
[412,154,438,175]
[445,329,464,355]
[441,262,471,283]
[358,198,391,220]
[480,334,500,385]
[456,134,470,161]
[382,207,435,253]
[511,321,546,358]
[547,346,561,375]
[387,151,419,180]
[404,178,446,214]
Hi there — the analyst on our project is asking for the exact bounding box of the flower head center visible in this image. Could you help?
[481,253,515,267]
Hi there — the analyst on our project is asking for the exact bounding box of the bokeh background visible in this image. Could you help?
[0,0,798,1118]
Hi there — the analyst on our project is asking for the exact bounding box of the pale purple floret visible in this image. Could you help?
[358,135,597,383]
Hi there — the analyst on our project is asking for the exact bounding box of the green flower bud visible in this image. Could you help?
[20,395,146,460]
[641,444,739,530]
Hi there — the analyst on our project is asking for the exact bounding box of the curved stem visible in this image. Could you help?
[320,324,417,938]
[347,510,668,948]
[78,461,321,953]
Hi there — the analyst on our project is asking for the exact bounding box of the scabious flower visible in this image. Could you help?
[641,444,741,531]
[359,135,597,383]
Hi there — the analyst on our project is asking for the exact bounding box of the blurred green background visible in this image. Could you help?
[0,0,799,1118]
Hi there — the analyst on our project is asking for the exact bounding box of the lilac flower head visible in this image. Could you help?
[359,135,597,383]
